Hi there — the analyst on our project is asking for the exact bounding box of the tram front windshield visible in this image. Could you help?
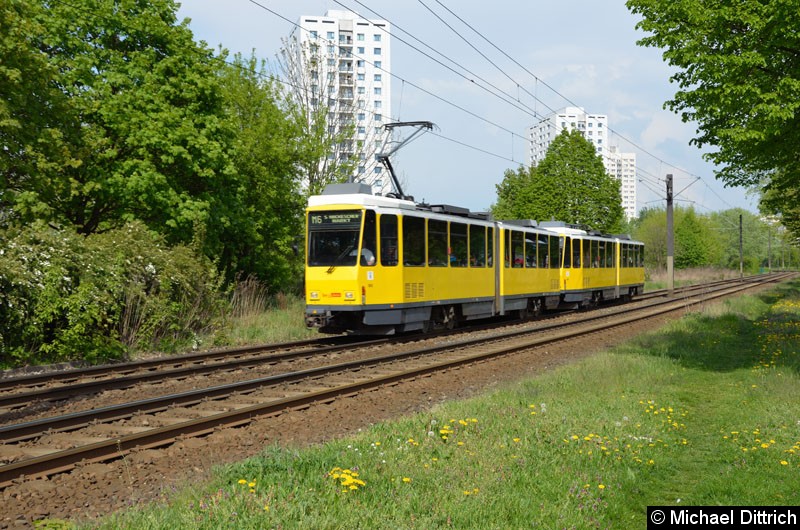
[307,210,363,267]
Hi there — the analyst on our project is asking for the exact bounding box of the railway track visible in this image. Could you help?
[0,274,757,401]
[0,272,792,488]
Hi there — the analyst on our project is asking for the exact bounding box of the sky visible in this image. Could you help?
[176,0,759,217]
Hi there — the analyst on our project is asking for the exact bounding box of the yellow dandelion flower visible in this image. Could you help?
[264,505,269,512]
[457,441,465,446]
[781,461,789,466]
[459,420,468,426]
[238,479,247,485]
[463,490,472,495]
[248,482,256,488]
[402,477,412,483]
[513,438,521,443]
[598,484,606,490]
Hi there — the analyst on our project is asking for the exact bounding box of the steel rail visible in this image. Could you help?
[0,273,791,488]
[2,273,783,442]
[0,337,391,408]
[0,335,365,390]
[0,274,778,400]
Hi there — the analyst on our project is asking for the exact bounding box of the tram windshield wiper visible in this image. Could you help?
[327,244,354,274]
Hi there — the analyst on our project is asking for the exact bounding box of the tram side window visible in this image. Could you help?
[598,242,606,268]
[591,240,600,267]
[563,237,571,268]
[549,235,559,268]
[638,245,644,267]
[380,214,398,266]
[511,231,524,267]
[450,222,468,267]
[572,238,581,268]
[583,238,591,269]
[403,216,425,266]
[607,242,615,268]
[361,210,377,266]
[525,235,537,268]
[487,227,494,267]
[428,219,448,267]
[536,234,547,268]
[469,226,486,267]
[504,230,511,267]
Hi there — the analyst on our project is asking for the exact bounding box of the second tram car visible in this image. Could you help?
[305,183,644,335]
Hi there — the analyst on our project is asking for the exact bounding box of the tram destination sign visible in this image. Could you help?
[309,210,362,230]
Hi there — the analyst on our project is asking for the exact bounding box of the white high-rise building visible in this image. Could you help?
[291,10,392,191]
[528,106,608,165]
[607,146,637,220]
[527,107,637,220]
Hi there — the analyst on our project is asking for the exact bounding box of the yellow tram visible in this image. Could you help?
[305,183,644,334]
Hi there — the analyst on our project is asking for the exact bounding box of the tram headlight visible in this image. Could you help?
[344,291,355,300]
[310,291,320,300]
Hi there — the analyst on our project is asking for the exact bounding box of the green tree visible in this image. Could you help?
[627,0,800,239]
[760,183,800,247]
[492,165,537,220]
[492,130,624,232]
[3,0,237,245]
[217,53,306,289]
[708,208,774,273]
[632,207,668,270]
[0,0,74,223]
[674,207,716,268]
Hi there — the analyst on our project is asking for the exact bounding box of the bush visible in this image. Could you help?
[0,221,225,368]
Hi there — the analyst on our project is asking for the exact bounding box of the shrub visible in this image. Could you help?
[0,221,224,368]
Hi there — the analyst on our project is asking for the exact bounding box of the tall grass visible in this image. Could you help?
[92,280,800,529]
[646,266,742,290]
[217,278,315,346]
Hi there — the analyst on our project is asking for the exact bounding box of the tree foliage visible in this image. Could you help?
[627,0,800,243]
[217,53,306,288]
[2,0,236,243]
[0,0,316,291]
[492,130,624,232]
[0,221,224,366]
[628,205,800,273]
[0,0,329,364]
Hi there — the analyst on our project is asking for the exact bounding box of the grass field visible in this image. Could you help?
[89,279,800,529]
